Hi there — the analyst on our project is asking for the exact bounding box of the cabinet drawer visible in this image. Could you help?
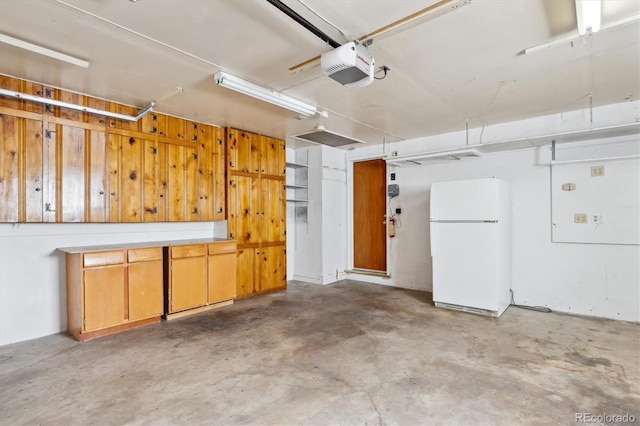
[171,244,206,259]
[83,251,124,267]
[208,241,237,255]
[128,247,162,263]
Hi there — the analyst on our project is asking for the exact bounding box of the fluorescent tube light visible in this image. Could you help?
[0,88,155,121]
[214,71,316,117]
[0,33,89,68]
[524,14,640,54]
[575,0,601,36]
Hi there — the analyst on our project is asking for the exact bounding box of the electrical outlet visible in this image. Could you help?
[574,213,588,224]
[591,166,605,177]
[591,213,604,224]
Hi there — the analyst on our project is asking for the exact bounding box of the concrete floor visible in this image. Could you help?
[1,280,638,425]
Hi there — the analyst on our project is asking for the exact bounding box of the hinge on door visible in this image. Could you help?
[218,139,223,145]
[45,89,53,98]
[152,114,157,121]
[151,146,157,154]
[229,180,234,186]
[45,130,55,139]
[45,203,55,212]
[152,126,157,134]
[230,233,234,238]
[192,153,198,159]
[192,135,198,142]
[45,104,53,113]
[192,207,198,214]
[229,161,234,168]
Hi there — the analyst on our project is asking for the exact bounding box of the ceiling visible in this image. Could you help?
[0,0,638,149]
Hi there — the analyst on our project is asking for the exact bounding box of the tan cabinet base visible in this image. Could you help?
[164,299,233,321]
[73,316,161,341]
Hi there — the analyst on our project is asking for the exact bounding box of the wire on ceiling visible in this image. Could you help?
[296,0,355,43]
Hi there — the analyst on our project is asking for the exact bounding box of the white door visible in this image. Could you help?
[431,222,501,311]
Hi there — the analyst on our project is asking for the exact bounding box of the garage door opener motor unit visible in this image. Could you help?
[321,42,375,88]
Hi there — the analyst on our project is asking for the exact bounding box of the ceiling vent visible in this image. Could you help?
[293,125,366,148]
[385,149,482,166]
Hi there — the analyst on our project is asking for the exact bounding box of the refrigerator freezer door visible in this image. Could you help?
[430,178,502,221]
[431,222,501,312]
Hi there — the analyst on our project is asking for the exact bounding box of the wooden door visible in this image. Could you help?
[353,159,387,272]
[260,244,286,292]
[128,261,163,321]
[260,178,285,243]
[212,127,226,220]
[208,252,237,303]
[228,175,259,244]
[236,247,257,297]
[120,136,143,222]
[143,139,159,222]
[169,245,207,312]
[83,266,126,331]
[167,144,186,221]
[0,115,20,222]
[185,146,199,221]
[260,136,285,177]
[87,131,107,222]
[58,125,85,222]
[195,123,214,221]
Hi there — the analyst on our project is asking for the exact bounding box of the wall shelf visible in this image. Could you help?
[286,199,309,203]
[286,184,308,189]
[286,162,308,169]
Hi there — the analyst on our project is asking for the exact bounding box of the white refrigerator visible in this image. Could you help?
[430,178,511,317]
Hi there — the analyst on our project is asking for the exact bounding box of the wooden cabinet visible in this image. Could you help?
[62,239,235,340]
[167,244,207,313]
[0,74,226,224]
[62,246,163,341]
[227,127,287,299]
[208,241,237,304]
[165,240,237,319]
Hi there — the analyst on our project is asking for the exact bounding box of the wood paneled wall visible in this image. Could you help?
[226,128,287,298]
[0,75,225,223]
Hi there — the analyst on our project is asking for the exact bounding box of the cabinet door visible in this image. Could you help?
[195,123,214,221]
[208,252,237,303]
[186,146,199,220]
[260,136,285,177]
[59,125,86,222]
[170,256,206,312]
[0,115,20,222]
[128,261,163,321]
[229,176,259,244]
[83,266,126,331]
[230,129,259,174]
[213,127,226,220]
[143,139,160,222]
[260,178,286,243]
[167,144,186,221]
[259,245,287,293]
[236,247,257,297]
[87,131,108,222]
[120,136,143,222]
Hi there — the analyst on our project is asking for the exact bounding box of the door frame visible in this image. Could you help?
[346,153,390,277]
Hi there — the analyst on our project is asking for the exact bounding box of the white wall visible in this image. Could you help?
[289,145,347,285]
[343,101,640,322]
[0,221,221,345]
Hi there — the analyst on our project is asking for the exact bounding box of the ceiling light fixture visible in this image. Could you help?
[0,33,89,68]
[214,71,316,117]
[575,0,601,36]
[523,13,639,54]
[0,88,154,121]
